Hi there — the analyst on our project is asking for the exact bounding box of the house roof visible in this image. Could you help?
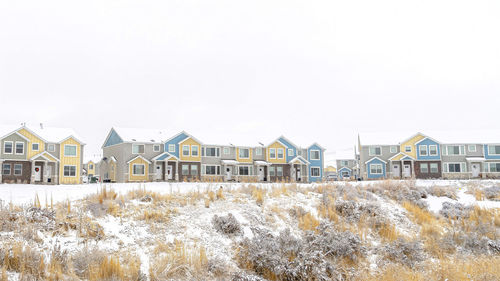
[0,124,85,144]
[113,127,168,143]
[359,130,500,146]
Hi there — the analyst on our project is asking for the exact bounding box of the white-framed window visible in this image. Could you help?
[47,144,55,152]
[132,144,145,154]
[168,144,176,153]
[223,147,230,155]
[15,142,24,155]
[63,165,77,177]
[310,150,320,160]
[277,148,284,159]
[239,148,250,159]
[204,147,220,157]
[420,163,429,173]
[486,163,500,172]
[311,167,320,177]
[419,145,428,156]
[468,145,476,152]
[446,145,465,155]
[191,145,199,157]
[89,164,94,169]
[288,149,293,157]
[341,171,350,178]
[64,144,77,156]
[239,166,250,176]
[404,146,412,153]
[369,146,381,156]
[3,141,13,154]
[190,165,198,175]
[390,146,397,153]
[276,166,283,177]
[32,143,39,151]
[204,165,220,175]
[153,145,160,152]
[429,145,438,156]
[182,164,189,175]
[255,147,262,156]
[444,163,466,173]
[488,145,500,155]
[132,164,145,175]
[14,164,22,175]
[269,166,275,176]
[182,145,190,156]
[370,164,383,174]
[2,164,11,175]
[341,160,349,166]
[430,163,439,173]
[269,148,276,159]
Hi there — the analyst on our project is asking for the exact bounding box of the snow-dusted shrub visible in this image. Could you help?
[231,272,267,281]
[367,180,427,204]
[462,234,492,254]
[86,202,108,217]
[414,199,429,210]
[26,207,56,230]
[381,238,425,267]
[72,246,107,277]
[427,185,457,200]
[488,240,500,253]
[212,213,242,235]
[484,186,500,200]
[440,202,472,219]
[288,206,307,218]
[330,200,382,223]
[207,257,228,276]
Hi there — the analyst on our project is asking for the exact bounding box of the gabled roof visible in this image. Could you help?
[338,166,352,172]
[111,127,168,143]
[0,124,85,144]
[30,151,59,162]
[267,135,298,149]
[414,135,441,145]
[164,130,203,145]
[359,130,500,146]
[308,142,326,151]
[288,156,310,165]
[365,157,387,164]
[151,152,179,161]
[388,152,415,161]
[126,155,152,164]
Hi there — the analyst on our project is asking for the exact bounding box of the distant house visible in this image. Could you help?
[335,148,357,180]
[324,166,337,180]
[0,124,85,184]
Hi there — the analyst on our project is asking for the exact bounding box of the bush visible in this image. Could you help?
[427,185,457,200]
[440,202,472,219]
[334,200,381,223]
[212,213,242,235]
[381,238,425,267]
[484,186,500,200]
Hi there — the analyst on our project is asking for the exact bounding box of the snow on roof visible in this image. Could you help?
[359,129,500,145]
[0,124,24,139]
[334,147,356,160]
[113,127,168,143]
[0,124,85,144]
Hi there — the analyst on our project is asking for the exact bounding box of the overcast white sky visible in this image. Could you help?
[1,0,499,166]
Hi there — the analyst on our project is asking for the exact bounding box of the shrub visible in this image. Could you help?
[484,186,500,200]
[427,185,457,200]
[381,238,425,267]
[212,213,242,235]
[440,202,472,219]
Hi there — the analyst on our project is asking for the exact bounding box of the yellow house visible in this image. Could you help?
[127,155,151,182]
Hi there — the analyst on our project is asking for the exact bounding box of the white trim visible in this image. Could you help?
[365,156,388,164]
[255,147,262,156]
[223,147,230,155]
[47,143,56,152]
[277,148,284,159]
[191,145,200,157]
[132,164,146,176]
[63,165,77,177]
[390,146,397,153]
[203,164,221,175]
[126,155,152,164]
[404,145,412,153]
[151,152,179,161]
[13,164,23,175]
[269,148,276,159]
[289,156,310,165]
[310,167,321,177]
[3,141,13,154]
[63,144,77,157]
[132,144,145,155]
[168,144,176,153]
[429,163,439,173]
[368,146,382,156]
[2,163,11,175]
[276,166,284,177]
[444,162,467,173]
[429,145,438,156]
[238,165,251,176]
[338,166,352,172]
[238,148,250,159]
[419,145,428,156]
[487,144,500,155]
[414,135,441,145]
[369,163,383,175]
[310,149,320,160]
[468,145,477,153]
[287,149,294,157]
[32,143,39,152]
[182,145,190,157]
[445,145,465,156]
[30,151,60,162]
[15,141,25,155]
[164,131,204,146]
[485,162,500,173]
[153,144,161,152]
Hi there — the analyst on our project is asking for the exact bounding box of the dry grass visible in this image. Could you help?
[298,212,320,231]
[251,187,265,206]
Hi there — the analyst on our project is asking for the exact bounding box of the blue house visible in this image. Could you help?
[308,143,325,182]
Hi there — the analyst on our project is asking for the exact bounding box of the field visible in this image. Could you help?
[0,180,499,280]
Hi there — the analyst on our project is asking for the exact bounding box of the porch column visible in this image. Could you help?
[55,162,59,184]
[175,162,179,181]
[153,160,157,181]
[0,160,3,183]
[43,161,47,183]
[411,160,416,179]
[31,161,36,184]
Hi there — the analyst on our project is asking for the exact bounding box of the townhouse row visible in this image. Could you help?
[335,132,500,180]
[98,128,325,183]
[0,124,85,184]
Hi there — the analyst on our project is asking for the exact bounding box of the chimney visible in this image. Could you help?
[40,123,43,129]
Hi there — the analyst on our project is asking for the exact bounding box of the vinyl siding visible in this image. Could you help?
[59,137,82,184]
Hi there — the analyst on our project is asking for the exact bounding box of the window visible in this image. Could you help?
[15,142,24,154]
[191,145,199,157]
[447,145,464,155]
[132,164,145,175]
[488,145,500,155]
[132,144,144,154]
[190,165,198,175]
[341,160,349,166]
[419,145,428,156]
[429,145,438,156]
[63,166,77,177]
[168,144,176,153]
[153,145,160,152]
[32,143,39,151]
[2,164,11,175]
[311,167,320,177]
[182,165,189,175]
[404,146,412,153]
[3,141,12,154]
[205,147,219,157]
[390,146,397,153]
[468,145,476,152]
[223,147,230,155]
[255,147,262,156]
[239,166,250,176]
[182,145,190,156]
[420,163,429,173]
[277,148,284,159]
[269,167,275,176]
[47,144,55,152]
[487,163,500,172]
[269,148,276,159]
[430,163,439,173]
[341,171,350,178]
[64,145,77,156]
[369,147,381,156]
[239,148,250,159]
[277,166,283,177]
[310,150,320,160]
[205,165,220,175]
[446,163,466,173]
[288,149,293,157]
[14,164,22,175]
[370,164,383,174]
[89,164,94,169]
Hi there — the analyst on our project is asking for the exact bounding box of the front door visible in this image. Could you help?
[296,167,301,182]
[471,163,480,178]
[403,164,411,178]
[155,164,163,181]
[258,167,264,181]
[167,165,173,180]
[392,164,400,178]
[34,166,42,181]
